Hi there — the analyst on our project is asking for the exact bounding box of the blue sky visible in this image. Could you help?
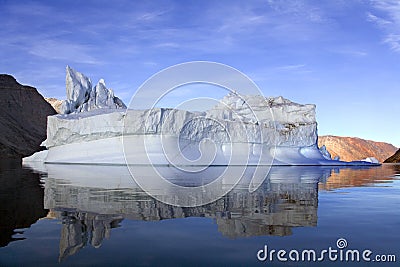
[1,0,399,146]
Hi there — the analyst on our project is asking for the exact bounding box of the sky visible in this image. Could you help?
[0,0,399,146]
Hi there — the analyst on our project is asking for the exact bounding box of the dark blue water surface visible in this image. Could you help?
[0,161,399,266]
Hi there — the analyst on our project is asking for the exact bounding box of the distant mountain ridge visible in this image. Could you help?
[318,135,397,163]
[0,74,56,158]
[44,97,63,113]
[384,149,400,163]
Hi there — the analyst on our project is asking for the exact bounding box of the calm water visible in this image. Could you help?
[0,161,399,266]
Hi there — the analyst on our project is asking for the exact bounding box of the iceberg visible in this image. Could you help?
[319,145,332,160]
[24,66,379,167]
[361,157,379,164]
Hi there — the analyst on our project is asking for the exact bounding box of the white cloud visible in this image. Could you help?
[383,34,400,52]
[368,0,400,52]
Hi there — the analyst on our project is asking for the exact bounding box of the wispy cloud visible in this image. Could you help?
[29,40,102,64]
[383,34,400,52]
[13,65,66,98]
[142,61,159,67]
[153,42,181,49]
[5,2,56,17]
[368,0,400,52]
[211,0,330,45]
[275,64,306,71]
[266,0,326,23]
[330,48,368,57]
[0,0,337,67]
[367,12,392,26]
[136,9,172,22]
[247,63,313,83]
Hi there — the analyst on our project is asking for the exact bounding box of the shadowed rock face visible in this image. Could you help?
[318,135,397,162]
[0,74,56,158]
[384,148,400,163]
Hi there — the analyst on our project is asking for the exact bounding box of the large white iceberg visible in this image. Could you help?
[24,67,379,166]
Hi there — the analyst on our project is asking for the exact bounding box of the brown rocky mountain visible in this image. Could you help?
[318,135,397,163]
[44,97,62,113]
[0,74,56,158]
[384,149,400,163]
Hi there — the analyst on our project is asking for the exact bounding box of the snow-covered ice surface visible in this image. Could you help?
[24,66,379,166]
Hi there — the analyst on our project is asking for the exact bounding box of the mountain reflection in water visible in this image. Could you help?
[0,160,48,247]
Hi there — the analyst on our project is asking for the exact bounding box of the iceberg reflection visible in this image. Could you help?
[23,163,383,261]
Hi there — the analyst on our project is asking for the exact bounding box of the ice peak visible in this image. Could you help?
[98,78,106,86]
[60,66,126,114]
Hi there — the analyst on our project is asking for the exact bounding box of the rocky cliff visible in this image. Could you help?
[0,74,56,158]
[384,148,400,163]
[318,135,397,162]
